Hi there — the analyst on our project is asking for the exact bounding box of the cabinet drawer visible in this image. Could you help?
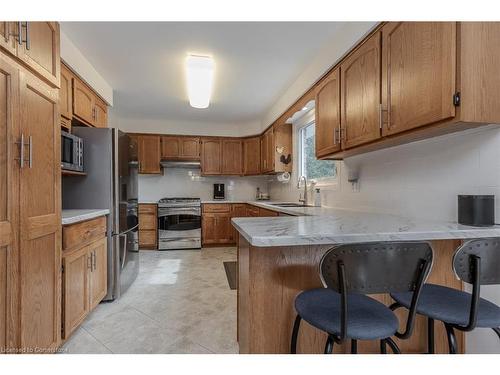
[203,203,231,213]
[139,203,157,214]
[139,214,157,230]
[63,216,107,251]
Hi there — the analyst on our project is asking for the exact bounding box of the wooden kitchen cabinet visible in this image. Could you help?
[260,127,274,173]
[245,205,260,217]
[315,68,341,158]
[0,22,17,57]
[161,136,200,160]
[202,204,234,245]
[88,238,107,310]
[73,76,94,125]
[139,203,157,249]
[340,31,382,149]
[243,136,261,175]
[93,96,108,128]
[60,63,73,131]
[62,226,107,340]
[221,139,243,175]
[137,135,162,174]
[258,207,279,217]
[381,22,457,136]
[201,138,222,175]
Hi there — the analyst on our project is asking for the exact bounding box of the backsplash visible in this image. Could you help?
[138,168,270,202]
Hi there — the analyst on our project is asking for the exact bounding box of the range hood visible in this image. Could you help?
[160,160,201,169]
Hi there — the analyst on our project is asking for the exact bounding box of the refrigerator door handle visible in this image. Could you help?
[119,232,127,269]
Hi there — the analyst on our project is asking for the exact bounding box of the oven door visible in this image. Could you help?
[158,206,201,250]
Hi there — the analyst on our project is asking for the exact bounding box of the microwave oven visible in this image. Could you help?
[61,130,84,172]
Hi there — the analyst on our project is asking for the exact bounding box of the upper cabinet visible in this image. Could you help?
[0,22,17,56]
[340,31,382,149]
[17,22,60,88]
[201,138,222,175]
[315,67,341,158]
[161,136,200,160]
[60,63,73,130]
[261,123,292,174]
[243,136,261,175]
[260,127,274,173]
[73,74,108,128]
[381,22,456,136]
[221,139,243,175]
[138,135,162,174]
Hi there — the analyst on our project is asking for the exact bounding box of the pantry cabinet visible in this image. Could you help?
[340,31,382,149]
[315,67,341,158]
[0,23,62,352]
[137,135,162,175]
[221,139,243,175]
[243,136,261,175]
[201,138,222,175]
[381,22,457,136]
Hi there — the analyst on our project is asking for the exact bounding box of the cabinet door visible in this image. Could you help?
[89,238,107,310]
[201,139,221,175]
[315,68,341,158]
[382,22,457,136]
[17,22,60,88]
[161,136,180,159]
[60,63,73,120]
[138,135,161,174]
[19,71,61,350]
[261,128,274,173]
[202,213,217,245]
[0,22,17,56]
[180,137,200,159]
[341,32,381,149]
[0,57,20,351]
[221,139,242,175]
[243,137,261,175]
[231,204,247,244]
[93,97,108,128]
[216,213,233,243]
[73,77,94,125]
[62,246,89,340]
[260,133,267,172]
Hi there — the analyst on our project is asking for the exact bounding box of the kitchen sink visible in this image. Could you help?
[269,203,312,208]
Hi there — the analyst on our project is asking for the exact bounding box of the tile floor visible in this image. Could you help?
[61,247,238,354]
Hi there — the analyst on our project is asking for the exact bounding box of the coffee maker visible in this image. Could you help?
[213,183,225,200]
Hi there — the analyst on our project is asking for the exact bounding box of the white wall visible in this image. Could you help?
[269,123,500,353]
[110,111,262,137]
[60,30,114,105]
[138,168,270,202]
[262,22,377,128]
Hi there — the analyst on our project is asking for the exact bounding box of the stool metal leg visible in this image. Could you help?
[380,339,387,354]
[493,327,500,340]
[427,318,435,354]
[324,335,334,354]
[444,323,458,354]
[385,337,401,354]
[290,315,302,354]
[351,339,357,354]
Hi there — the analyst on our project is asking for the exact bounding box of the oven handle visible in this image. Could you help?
[158,208,201,216]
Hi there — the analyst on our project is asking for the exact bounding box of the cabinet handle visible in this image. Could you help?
[15,134,25,168]
[92,250,96,271]
[334,128,338,145]
[25,22,30,50]
[17,22,29,49]
[28,135,32,168]
[87,254,92,269]
[17,22,22,45]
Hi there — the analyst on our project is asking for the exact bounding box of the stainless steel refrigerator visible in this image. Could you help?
[62,128,139,301]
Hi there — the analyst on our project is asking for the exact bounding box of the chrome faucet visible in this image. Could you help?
[297,175,308,206]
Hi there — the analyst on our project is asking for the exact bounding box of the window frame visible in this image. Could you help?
[294,109,339,188]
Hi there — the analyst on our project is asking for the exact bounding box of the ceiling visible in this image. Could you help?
[61,22,344,124]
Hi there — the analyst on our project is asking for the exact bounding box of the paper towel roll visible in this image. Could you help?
[277,172,291,183]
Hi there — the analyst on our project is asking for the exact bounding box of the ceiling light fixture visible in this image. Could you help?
[186,54,214,109]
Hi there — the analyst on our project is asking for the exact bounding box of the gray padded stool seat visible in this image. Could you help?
[391,284,500,328]
[295,288,399,340]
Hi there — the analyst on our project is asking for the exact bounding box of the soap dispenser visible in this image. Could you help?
[314,188,321,207]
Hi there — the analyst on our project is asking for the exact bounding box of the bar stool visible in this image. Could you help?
[290,242,434,354]
[390,238,500,354]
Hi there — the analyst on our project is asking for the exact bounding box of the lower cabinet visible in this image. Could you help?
[139,203,158,249]
[62,218,107,341]
[62,237,107,340]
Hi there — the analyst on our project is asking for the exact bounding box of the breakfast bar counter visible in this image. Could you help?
[232,207,500,354]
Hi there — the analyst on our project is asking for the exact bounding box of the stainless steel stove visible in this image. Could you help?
[157,198,201,250]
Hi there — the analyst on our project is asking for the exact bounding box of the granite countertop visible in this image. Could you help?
[231,203,500,247]
[62,209,110,225]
